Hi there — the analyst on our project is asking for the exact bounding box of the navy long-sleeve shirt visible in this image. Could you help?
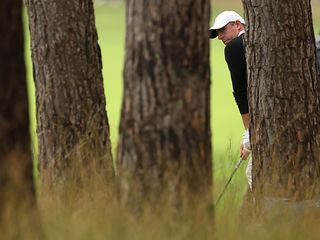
[224,34,248,114]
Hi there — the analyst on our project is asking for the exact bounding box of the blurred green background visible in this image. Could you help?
[24,0,320,202]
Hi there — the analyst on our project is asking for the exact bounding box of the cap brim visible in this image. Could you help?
[209,29,217,39]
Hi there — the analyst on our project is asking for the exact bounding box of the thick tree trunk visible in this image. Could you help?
[117,0,212,210]
[243,0,320,200]
[0,0,38,237]
[26,0,114,191]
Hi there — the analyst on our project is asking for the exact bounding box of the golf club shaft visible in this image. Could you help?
[215,158,243,207]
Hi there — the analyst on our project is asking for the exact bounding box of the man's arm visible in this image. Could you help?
[225,36,248,116]
[240,113,250,160]
[241,113,250,129]
[225,36,251,160]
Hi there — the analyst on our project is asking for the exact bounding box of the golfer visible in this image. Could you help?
[210,11,252,190]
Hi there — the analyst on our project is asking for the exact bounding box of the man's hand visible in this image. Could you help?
[240,129,251,160]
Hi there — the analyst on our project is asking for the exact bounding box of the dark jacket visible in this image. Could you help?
[224,34,248,114]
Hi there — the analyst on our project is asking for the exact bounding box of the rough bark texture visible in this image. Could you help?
[243,0,320,200]
[117,0,212,209]
[26,0,114,191]
[0,0,38,236]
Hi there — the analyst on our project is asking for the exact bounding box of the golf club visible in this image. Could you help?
[215,158,243,207]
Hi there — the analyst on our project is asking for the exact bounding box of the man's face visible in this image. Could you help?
[216,21,241,45]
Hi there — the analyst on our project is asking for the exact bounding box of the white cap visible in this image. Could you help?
[209,11,245,39]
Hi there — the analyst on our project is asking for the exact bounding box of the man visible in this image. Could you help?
[210,11,252,190]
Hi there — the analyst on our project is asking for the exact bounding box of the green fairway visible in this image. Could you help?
[24,1,320,206]
[95,5,125,154]
[95,4,245,156]
[25,6,245,162]
[94,4,248,201]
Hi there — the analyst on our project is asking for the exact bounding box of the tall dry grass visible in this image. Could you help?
[11,145,319,239]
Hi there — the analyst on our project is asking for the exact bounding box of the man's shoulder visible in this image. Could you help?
[224,34,246,62]
[224,34,245,59]
[226,34,244,51]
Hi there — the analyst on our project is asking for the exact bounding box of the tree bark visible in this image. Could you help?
[117,0,212,210]
[243,0,320,200]
[26,0,114,192]
[0,0,38,237]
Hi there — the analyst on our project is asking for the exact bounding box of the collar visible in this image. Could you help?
[238,30,245,36]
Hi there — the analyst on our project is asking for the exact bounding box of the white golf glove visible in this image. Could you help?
[242,129,251,151]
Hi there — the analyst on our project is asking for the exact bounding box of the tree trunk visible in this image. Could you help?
[26,0,114,192]
[243,0,320,200]
[0,0,38,237]
[117,0,212,211]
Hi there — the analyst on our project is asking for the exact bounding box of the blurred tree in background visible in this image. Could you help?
[0,0,39,238]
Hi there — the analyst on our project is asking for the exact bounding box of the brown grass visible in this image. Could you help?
[23,145,320,240]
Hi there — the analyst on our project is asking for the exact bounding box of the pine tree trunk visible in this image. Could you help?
[26,0,114,191]
[243,0,320,200]
[0,0,38,236]
[117,0,212,210]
